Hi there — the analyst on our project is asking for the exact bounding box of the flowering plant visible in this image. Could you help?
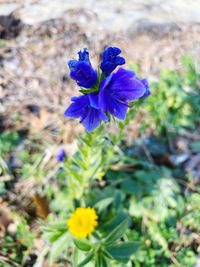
[42,47,150,266]
[65,47,150,132]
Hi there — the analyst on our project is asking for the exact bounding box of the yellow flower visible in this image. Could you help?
[67,207,98,238]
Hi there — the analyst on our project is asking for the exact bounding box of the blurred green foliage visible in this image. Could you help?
[133,55,200,135]
[0,132,20,156]
[0,219,36,267]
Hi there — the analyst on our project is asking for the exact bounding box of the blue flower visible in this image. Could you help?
[64,93,108,132]
[65,47,150,132]
[56,148,66,162]
[68,48,98,88]
[99,68,146,120]
[100,47,125,76]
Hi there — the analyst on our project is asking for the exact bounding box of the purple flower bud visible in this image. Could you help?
[56,148,66,162]
[68,48,97,88]
[100,47,125,76]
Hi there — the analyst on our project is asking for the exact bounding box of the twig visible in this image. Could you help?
[0,255,20,267]
[142,208,159,223]
[141,144,155,166]
[175,178,200,193]
[170,255,183,267]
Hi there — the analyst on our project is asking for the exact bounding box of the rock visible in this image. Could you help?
[127,20,181,39]
[0,13,23,39]
[0,3,19,16]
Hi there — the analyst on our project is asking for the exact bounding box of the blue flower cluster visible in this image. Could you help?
[65,47,150,132]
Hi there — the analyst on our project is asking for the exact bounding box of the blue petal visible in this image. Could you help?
[102,47,121,61]
[100,68,146,102]
[69,62,90,80]
[71,96,80,101]
[81,109,102,132]
[99,67,149,120]
[64,95,89,118]
[78,48,90,62]
[65,94,108,132]
[115,56,126,65]
[106,95,128,120]
[141,78,151,97]
[143,89,151,97]
[99,110,109,122]
[99,81,108,112]
[99,87,128,120]
[68,60,78,71]
[107,68,146,100]
[141,78,149,89]
[88,93,99,109]
[114,79,146,100]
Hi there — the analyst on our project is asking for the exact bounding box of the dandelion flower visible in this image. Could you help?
[67,207,98,238]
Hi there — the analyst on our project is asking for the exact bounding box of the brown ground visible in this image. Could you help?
[1,12,200,137]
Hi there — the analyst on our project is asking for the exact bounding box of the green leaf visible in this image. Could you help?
[121,179,139,195]
[100,213,129,235]
[73,247,79,266]
[104,249,129,263]
[74,239,92,251]
[79,136,91,146]
[78,250,94,266]
[147,221,168,250]
[96,253,109,267]
[103,218,129,245]
[106,241,140,260]
[101,256,109,267]
[0,131,20,155]
[48,220,68,230]
[0,182,5,195]
[94,197,114,213]
[114,191,121,210]
[95,254,101,267]
[102,248,114,260]
[49,232,71,264]
[43,231,64,243]
[67,167,83,182]
[79,88,99,94]
[72,156,87,170]
[77,144,88,157]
